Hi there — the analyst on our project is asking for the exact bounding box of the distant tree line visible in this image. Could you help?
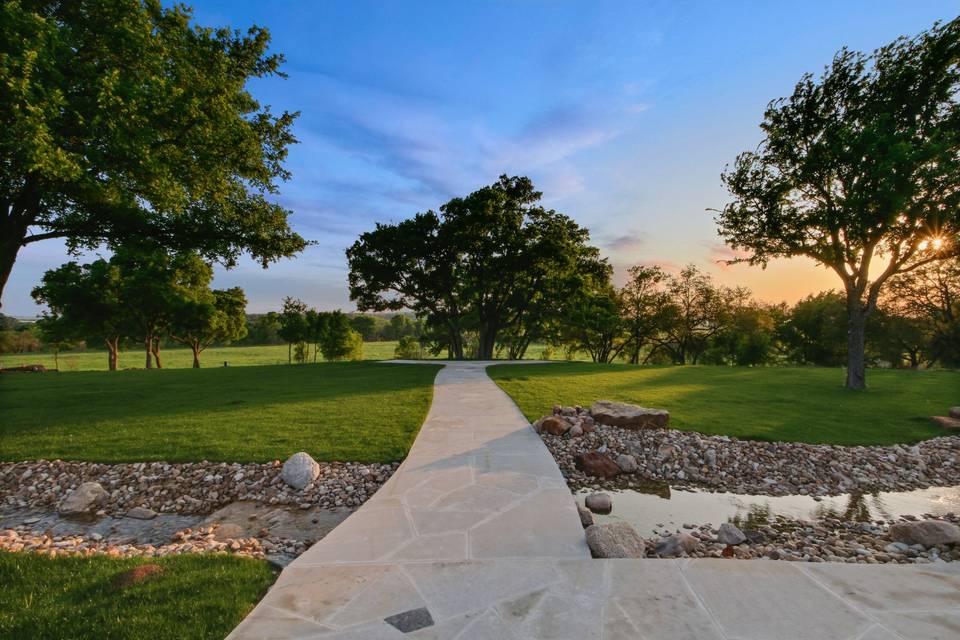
[559,259,960,368]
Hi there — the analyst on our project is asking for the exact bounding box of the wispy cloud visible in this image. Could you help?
[602,231,648,253]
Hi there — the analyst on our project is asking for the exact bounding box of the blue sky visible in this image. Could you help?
[5,1,958,314]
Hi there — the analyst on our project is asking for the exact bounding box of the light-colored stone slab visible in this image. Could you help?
[682,559,871,640]
[403,560,560,619]
[871,611,960,640]
[607,560,725,640]
[801,562,960,611]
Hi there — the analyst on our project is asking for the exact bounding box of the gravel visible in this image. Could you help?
[636,513,960,563]
[538,406,960,496]
[0,459,398,516]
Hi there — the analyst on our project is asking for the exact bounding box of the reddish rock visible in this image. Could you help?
[574,452,620,478]
[930,416,960,430]
[540,417,570,436]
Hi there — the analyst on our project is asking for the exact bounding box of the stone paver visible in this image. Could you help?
[229,362,960,640]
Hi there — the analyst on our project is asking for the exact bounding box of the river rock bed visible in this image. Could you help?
[629,513,960,564]
[0,459,398,516]
[538,406,960,496]
[0,500,354,566]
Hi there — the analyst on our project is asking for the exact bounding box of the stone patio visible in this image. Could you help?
[228,361,960,640]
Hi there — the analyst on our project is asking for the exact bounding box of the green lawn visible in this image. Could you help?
[0,341,412,372]
[0,552,275,640]
[0,361,441,463]
[489,363,960,446]
[0,340,592,372]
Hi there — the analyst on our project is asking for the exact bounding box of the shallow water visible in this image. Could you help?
[577,484,960,537]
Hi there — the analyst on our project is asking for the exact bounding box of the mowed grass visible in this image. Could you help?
[488,363,960,446]
[0,341,411,372]
[0,552,275,640]
[0,361,441,463]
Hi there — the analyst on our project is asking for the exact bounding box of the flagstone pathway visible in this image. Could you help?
[229,361,960,640]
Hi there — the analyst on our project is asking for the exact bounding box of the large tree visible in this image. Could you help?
[111,247,213,368]
[717,19,960,389]
[619,264,669,365]
[31,260,127,370]
[0,0,306,306]
[170,287,248,367]
[347,175,609,359]
[653,265,740,365]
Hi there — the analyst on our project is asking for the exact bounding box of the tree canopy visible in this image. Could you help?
[717,18,960,388]
[347,175,610,359]
[0,0,306,305]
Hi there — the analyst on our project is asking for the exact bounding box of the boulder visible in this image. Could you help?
[929,415,960,430]
[717,522,746,545]
[126,506,157,520]
[950,407,960,419]
[575,452,620,478]
[654,532,698,557]
[59,482,109,515]
[540,417,570,436]
[568,424,584,438]
[281,452,320,490]
[889,520,960,547]
[589,400,669,429]
[532,417,547,433]
[615,454,638,473]
[577,504,594,528]
[580,417,596,433]
[584,492,612,514]
[585,523,645,558]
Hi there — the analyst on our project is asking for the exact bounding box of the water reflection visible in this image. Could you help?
[577,485,960,537]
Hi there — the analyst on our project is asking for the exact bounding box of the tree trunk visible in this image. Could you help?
[845,308,868,390]
[477,325,497,360]
[447,327,464,359]
[287,343,292,364]
[105,338,119,371]
[145,335,153,369]
[151,337,162,368]
[0,221,27,309]
[192,343,201,368]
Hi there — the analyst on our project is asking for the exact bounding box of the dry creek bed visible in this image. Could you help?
[0,459,396,565]
[540,404,960,564]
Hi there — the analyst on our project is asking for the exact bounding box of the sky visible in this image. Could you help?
[5,1,959,315]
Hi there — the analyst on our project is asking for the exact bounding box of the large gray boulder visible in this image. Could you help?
[589,400,669,429]
[59,482,109,515]
[717,522,746,545]
[281,452,320,490]
[949,407,960,419]
[585,523,645,558]
[889,520,960,547]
